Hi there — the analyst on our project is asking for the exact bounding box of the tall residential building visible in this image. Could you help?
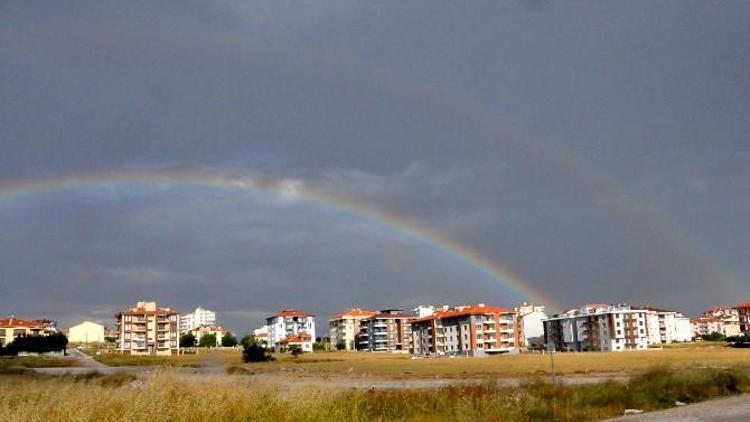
[357,309,413,352]
[544,304,650,352]
[732,302,750,334]
[0,317,51,347]
[329,308,377,351]
[641,307,693,345]
[264,309,316,351]
[411,304,517,357]
[514,303,548,348]
[115,301,180,356]
[180,306,217,333]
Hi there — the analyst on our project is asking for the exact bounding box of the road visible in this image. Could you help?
[609,394,750,421]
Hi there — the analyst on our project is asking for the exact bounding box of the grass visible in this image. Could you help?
[232,344,750,378]
[0,366,747,421]
[0,356,78,371]
[90,343,750,378]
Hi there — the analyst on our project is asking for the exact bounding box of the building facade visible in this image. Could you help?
[544,304,650,352]
[357,309,413,352]
[694,306,742,338]
[736,302,750,333]
[68,321,105,344]
[642,307,692,345]
[179,306,217,334]
[411,304,517,357]
[115,301,180,356]
[329,308,377,351]
[514,303,547,348]
[264,309,316,351]
[0,317,50,347]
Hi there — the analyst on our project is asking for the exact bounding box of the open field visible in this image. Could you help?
[83,343,750,380]
[0,356,78,370]
[1,366,749,421]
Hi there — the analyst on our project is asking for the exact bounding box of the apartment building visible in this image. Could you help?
[544,304,650,352]
[264,309,316,351]
[357,309,413,352]
[642,307,692,345]
[695,306,741,337]
[0,317,50,347]
[180,306,217,333]
[115,301,180,356]
[514,303,547,348]
[329,308,377,351]
[733,302,750,334]
[411,304,517,357]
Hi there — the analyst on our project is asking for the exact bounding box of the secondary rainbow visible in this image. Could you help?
[0,169,556,307]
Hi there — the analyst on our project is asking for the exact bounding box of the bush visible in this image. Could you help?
[700,332,724,342]
[179,332,196,348]
[289,345,303,358]
[335,340,346,351]
[3,333,68,355]
[198,333,217,348]
[221,333,238,347]
[241,336,273,363]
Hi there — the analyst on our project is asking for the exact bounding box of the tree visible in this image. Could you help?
[180,331,196,348]
[198,333,217,348]
[289,344,303,358]
[335,340,346,351]
[221,333,238,347]
[5,332,68,355]
[242,336,273,363]
[313,342,326,352]
[700,332,724,342]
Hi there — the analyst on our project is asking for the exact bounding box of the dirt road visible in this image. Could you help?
[609,394,750,421]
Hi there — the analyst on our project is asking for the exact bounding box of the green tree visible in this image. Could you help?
[241,336,273,362]
[221,333,238,347]
[289,344,303,358]
[179,331,196,348]
[335,340,346,351]
[198,333,217,348]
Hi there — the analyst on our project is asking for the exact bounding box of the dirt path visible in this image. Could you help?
[66,348,107,368]
[608,394,750,421]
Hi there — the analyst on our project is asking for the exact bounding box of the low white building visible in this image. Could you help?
[544,304,650,352]
[515,303,548,348]
[68,321,105,344]
[180,306,216,334]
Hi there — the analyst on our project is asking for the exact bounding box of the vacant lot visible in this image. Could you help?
[1,366,748,421]
[88,343,750,379]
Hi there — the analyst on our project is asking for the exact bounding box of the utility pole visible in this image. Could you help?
[547,341,556,383]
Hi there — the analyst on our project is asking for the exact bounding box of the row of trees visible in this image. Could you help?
[0,333,68,356]
[179,331,238,348]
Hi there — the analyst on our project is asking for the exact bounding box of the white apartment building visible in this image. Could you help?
[514,303,547,348]
[699,306,742,337]
[642,307,692,345]
[411,304,517,357]
[329,308,377,351]
[264,309,316,351]
[544,304,650,352]
[180,306,217,333]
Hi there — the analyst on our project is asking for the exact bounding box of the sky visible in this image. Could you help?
[1,1,749,335]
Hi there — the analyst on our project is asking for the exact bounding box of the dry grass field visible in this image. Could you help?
[1,366,748,421]
[86,342,750,379]
[2,344,750,421]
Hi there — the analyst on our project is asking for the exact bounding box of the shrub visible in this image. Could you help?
[179,332,196,348]
[289,345,303,358]
[241,336,273,363]
[221,333,238,347]
[198,333,217,348]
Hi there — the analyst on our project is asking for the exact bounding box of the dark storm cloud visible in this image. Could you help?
[1,1,749,333]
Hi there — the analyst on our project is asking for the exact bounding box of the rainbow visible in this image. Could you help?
[0,169,557,308]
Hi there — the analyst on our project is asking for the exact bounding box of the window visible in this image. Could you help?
[617,330,622,335]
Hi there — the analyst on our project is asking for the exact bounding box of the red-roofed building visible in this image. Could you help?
[357,310,413,352]
[280,331,313,352]
[0,316,50,346]
[411,304,517,357]
[263,309,316,351]
[329,308,377,351]
[115,301,180,356]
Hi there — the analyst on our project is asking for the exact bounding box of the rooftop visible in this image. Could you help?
[0,317,45,329]
[413,304,512,323]
[329,308,378,321]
